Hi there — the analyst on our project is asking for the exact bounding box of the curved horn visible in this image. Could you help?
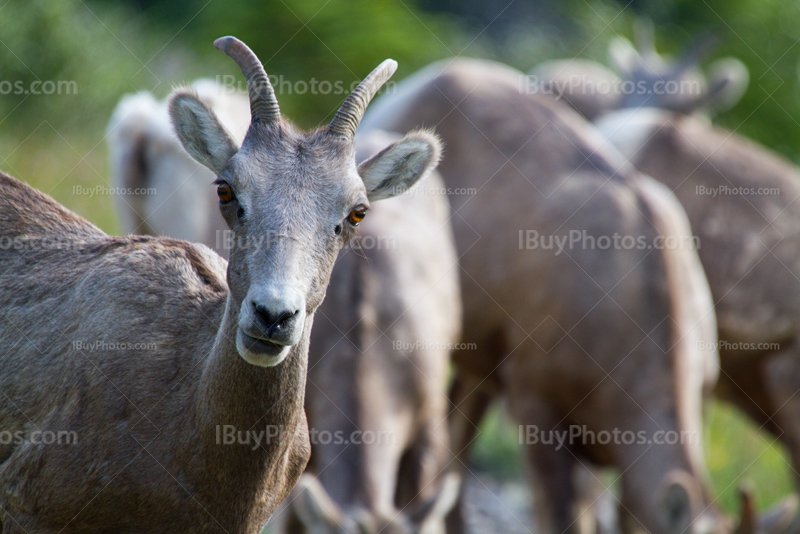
[328,59,398,139]
[214,36,280,125]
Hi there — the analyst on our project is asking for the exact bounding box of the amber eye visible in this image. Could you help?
[217,183,234,203]
[347,205,367,226]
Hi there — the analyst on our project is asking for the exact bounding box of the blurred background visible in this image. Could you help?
[1,0,797,520]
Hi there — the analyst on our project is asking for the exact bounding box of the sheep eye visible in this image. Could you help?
[347,205,367,226]
[217,182,234,203]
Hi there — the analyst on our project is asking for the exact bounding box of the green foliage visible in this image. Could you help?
[0,0,462,229]
[0,0,169,134]
[183,0,460,126]
[470,402,524,481]
[658,0,800,164]
[705,400,794,514]
[8,0,799,161]
[0,0,194,232]
[547,0,800,164]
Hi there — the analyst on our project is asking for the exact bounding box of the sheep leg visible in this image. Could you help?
[763,340,800,485]
[445,370,495,534]
[519,410,581,534]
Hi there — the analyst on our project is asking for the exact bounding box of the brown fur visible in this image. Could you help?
[109,117,462,533]
[109,81,461,533]
[0,171,308,533]
[363,58,720,534]
[0,46,441,533]
[608,112,800,483]
[289,153,461,533]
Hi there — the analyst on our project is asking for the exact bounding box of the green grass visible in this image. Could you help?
[705,401,795,514]
[470,401,525,481]
[0,133,119,235]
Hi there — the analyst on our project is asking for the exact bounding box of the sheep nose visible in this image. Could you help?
[253,303,299,337]
[243,283,306,347]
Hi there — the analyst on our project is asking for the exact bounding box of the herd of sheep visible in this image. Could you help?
[1,27,800,534]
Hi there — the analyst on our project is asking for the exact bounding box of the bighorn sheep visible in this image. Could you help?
[284,131,462,534]
[593,34,800,511]
[528,58,623,122]
[0,36,441,534]
[362,58,726,534]
[107,79,250,256]
[109,83,464,534]
[530,21,748,121]
[532,28,800,534]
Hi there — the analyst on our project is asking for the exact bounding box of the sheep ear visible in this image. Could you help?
[357,129,442,201]
[705,57,749,113]
[168,90,240,175]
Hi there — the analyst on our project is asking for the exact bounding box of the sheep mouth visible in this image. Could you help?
[236,329,290,366]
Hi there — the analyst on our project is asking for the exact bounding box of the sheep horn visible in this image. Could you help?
[328,59,397,139]
[214,36,280,125]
